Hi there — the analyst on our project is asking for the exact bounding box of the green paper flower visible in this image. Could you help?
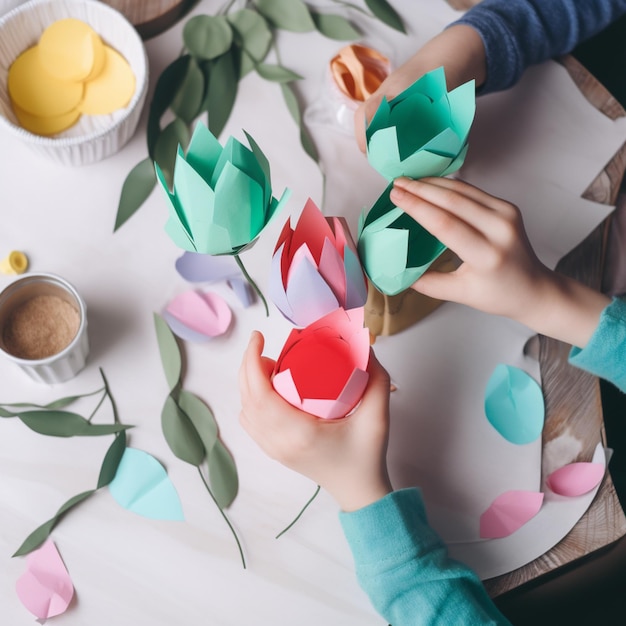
[366,66,475,180]
[357,183,446,296]
[155,121,290,255]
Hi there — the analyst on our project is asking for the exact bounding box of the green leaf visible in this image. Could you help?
[208,439,238,509]
[148,55,191,157]
[204,51,239,139]
[364,0,405,33]
[96,432,127,489]
[178,390,218,454]
[183,15,233,60]
[255,0,315,32]
[280,83,319,163]
[228,9,272,71]
[153,313,182,393]
[170,57,205,124]
[13,490,95,557]
[161,395,205,466]
[0,388,104,415]
[18,410,131,437]
[153,119,191,189]
[114,159,157,231]
[311,12,360,40]
[256,63,303,82]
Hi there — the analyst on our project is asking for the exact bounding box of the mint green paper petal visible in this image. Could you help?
[173,152,217,253]
[243,130,272,207]
[224,139,266,190]
[422,127,464,158]
[447,79,476,141]
[156,162,197,251]
[109,448,184,520]
[266,186,291,225]
[366,96,391,139]
[213,161,264,248]
[186,122,223,185]
[440,143,469,177]
[485,364,545,445]
[208,439,238,509]
[366,126,400,180]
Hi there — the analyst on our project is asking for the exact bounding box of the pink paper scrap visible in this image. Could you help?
[479,490,544,539]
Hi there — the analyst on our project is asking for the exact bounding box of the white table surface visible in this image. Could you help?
[2,1,626,624]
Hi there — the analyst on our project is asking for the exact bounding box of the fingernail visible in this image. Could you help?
[389,186,406,204]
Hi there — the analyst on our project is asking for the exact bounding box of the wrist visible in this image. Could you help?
[333,474,393,513]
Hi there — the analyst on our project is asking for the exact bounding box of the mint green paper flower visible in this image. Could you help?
[155,121,290,256]
[358,183,446,296]
[366,66,475,180]
[155,122,290,314]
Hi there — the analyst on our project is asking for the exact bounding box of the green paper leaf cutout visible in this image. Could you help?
[208,439,238,509]
[256,63,303,82]
[311,12,360,40]
[255,0,315,32]
[148,55,191,157]
[280,83,319,163]
[153,119,191,188]
[161,395,205,466]
[178,390,218,454]
[97,432,128,489]
[170,57,205,124]
[228,9,272,71]
[183,15,233,60]
[13,490,95,557]
[18,410,131,437]
[0,388,104,414]
[364,0,405,33]
[154,313,182,393]
[204,51,239,138]
[114,159,157,231]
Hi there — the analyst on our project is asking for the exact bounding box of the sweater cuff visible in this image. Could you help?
[569,297,626,392]
[339,488,444,566]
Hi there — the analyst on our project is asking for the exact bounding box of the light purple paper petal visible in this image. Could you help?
[227,277,256,308]
[175,251,240,283]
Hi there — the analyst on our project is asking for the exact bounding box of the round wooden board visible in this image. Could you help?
[99,0,194,39]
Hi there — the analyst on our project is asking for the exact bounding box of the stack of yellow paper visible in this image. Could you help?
[7,18,136,136]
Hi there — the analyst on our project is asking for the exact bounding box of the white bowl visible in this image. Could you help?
[0,0,149,165]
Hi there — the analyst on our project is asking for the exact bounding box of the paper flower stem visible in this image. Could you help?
[275,484,321,539]
[234,253,268,316]
[197,467,246,569]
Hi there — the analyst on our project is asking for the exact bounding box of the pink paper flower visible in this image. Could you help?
[272,307,370,419]
[269,198,368,327]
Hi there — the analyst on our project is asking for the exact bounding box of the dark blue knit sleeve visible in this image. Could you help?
[451,0,626,93]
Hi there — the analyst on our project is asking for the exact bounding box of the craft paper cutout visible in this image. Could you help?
[162,290,232,342]
[357,182,447,295]
[366,66,475,181]
[484,364,545,445]
[270,198,368,326]
[546,443,605,497]
[227,277,255,307]
[15,540,75,619]
[330,44,391,102]
[155,122,290,255]
[7,18,135,136]
[480,490,544,539]
[175,251,240,283]
[37,18,105,82]
[108,447,184,520]
[272,307,370,419]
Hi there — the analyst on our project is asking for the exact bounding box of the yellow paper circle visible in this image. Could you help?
[0,251,29,275]
[13,102,81,136]
[79,46,135,115]
[37,18,104,82]
[8,46,83,117]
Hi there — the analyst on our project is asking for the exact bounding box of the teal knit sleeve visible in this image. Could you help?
[339,488,511,625]
[569,297,626,393]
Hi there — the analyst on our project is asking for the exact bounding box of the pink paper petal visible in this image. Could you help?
[16,540,74,619]
[547,462,605,497]
[318,237,347,303]
[165,290,232,338]
[480,490,544,539]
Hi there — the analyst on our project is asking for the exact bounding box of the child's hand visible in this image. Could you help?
[239,331,393,512]
[390,176,610,348]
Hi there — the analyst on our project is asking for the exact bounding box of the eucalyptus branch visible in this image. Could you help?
[275,485,321,539]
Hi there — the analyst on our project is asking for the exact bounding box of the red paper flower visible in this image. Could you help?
[272,307,370,419]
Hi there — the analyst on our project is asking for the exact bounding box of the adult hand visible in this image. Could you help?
[239,331,393,512]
